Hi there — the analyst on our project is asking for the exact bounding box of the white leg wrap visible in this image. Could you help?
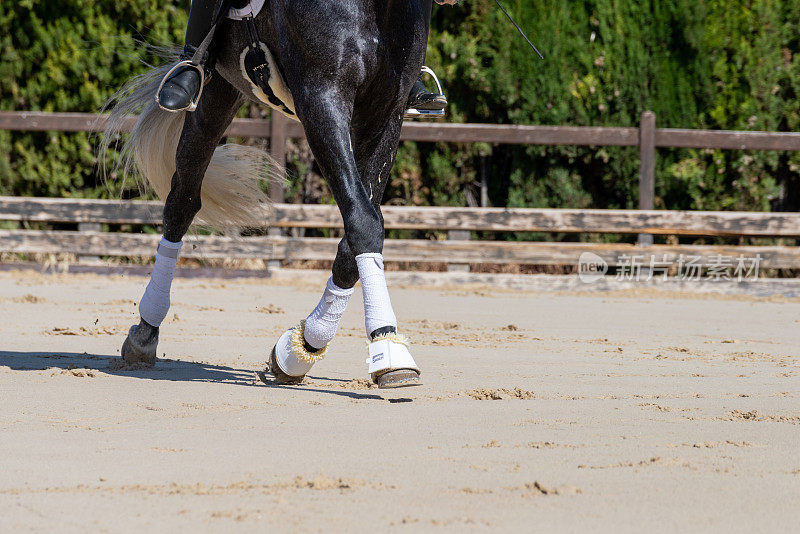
[356,253,397,337]
[139,237,182,327]
[303,277,354,350]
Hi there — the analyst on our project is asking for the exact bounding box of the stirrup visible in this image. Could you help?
[155,60,206,113]
[405,66,446,120]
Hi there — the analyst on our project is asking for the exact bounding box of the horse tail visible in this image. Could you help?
[99,52,277,231]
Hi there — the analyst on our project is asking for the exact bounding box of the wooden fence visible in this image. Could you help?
[2,197,800,270]
[1,111,800,272]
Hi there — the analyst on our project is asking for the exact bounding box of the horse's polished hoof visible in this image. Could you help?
[120,321,159,367]
[373,369,422,389]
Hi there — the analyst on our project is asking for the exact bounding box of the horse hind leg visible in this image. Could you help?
[121,76,245,367]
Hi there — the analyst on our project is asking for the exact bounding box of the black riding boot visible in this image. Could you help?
[406,77,447,112]
[156,0,219,112]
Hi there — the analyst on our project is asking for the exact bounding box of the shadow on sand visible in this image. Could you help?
[0,351,407,402]
[0,350,258,386]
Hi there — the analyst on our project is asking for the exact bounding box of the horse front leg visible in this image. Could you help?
[120,76,244,367]
[268,87,419,387]
[346,113,420,388]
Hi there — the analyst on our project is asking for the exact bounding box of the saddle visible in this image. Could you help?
[227,1,446,120]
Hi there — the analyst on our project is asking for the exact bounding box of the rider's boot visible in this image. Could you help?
[406,77,447,113]
[156,0,219,112]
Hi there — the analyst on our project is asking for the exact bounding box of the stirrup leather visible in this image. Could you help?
[405,66,446,120]
[155,60,206,113]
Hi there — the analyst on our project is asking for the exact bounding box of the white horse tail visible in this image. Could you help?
[99,56,277,231]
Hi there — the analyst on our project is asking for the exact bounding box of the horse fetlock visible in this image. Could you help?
[120,321,160,367]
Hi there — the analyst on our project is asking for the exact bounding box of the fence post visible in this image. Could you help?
[268,112,288,271]
[77,222,102,264]
[269,112,288,204]
[447,230,471,273]
[638,111,656,246]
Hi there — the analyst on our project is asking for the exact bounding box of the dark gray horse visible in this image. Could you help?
[103,0,455,388]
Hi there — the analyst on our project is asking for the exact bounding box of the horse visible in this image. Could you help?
[102,0,453,388]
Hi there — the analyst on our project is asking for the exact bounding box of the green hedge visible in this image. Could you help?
[2,0,799,215]
[0,0,186,198]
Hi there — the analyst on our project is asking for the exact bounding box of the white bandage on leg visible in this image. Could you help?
[138,237,182,327]
[303,277,354,349]
[356,253,397,337]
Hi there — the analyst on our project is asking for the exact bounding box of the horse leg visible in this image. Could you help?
[268,190,386,383]
[269,89,418,387]
[329,111,404,289]
[120,75,244,366]
[267,90,369,381]
[345,113,422,388]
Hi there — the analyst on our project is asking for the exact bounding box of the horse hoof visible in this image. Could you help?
[368,334,421,389]
[267,325,326,385]
[268,339,305,385]
[120,322,158,367]
[372,369,422,389]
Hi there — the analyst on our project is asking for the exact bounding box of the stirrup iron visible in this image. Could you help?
[155,60,206,113]
[405,66,446,120]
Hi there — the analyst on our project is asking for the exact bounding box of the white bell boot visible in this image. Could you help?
[269,321,328,384]
[368,333,421,388]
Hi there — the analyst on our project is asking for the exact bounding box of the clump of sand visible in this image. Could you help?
[47,326,120,336]
[467,387,536,400]
[729,410,760,421]
[517,481,582,496]
[293,475,358,491]
[13,294,45,304]
[51,366,95,378]
[341,378,377,390]
[257,304,285,314]
[724,410,800,424]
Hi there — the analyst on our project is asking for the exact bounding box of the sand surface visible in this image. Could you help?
[0,269,798,533]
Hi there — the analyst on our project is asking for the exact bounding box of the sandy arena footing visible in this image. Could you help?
[0,269,798,532]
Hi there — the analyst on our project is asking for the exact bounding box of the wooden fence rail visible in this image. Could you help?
[2,197,800,237]
[4,111,800,150]
[1,197,799,270]
[3,229,800,268]
[2,112,800,272]
[4,110,800,206]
